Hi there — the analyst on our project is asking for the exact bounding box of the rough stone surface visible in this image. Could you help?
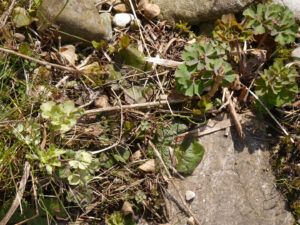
[166,113,294,225]
[39,0,112,43]
[273,0,300,22]
[150,0,255,25]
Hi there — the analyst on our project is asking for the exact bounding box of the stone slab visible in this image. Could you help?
[166,113,294,225]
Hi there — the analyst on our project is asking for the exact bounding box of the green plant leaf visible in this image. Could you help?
[175,138,205,175]
[68,174,81,186]
[13,7,33,28]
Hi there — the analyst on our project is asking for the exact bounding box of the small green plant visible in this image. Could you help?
[40,100,83,133]
[175,21,196,39]
[13,119,41,145]
[255,61,298,108]
[27,144,66,174]
[213,13,253,43]
[243,3,298,45]
[58,150,99,186]
[175,42,235,96]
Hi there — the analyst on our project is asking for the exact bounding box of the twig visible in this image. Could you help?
[0,0,17,28]
[177,119,232,138]
[0,47,107,76]
[90,88,124,154]
[243,85,294,143]
[149,140,172,178]
[224,88,245,139]
[0,162,30,225]
[145,56,183,68]
[83,98,189,115]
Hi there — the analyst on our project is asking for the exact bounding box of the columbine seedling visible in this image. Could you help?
[58,150,99,186]
[40,100,83,133]
[175,42,235,96]
[255,61,298,108]
[26,144,66,174]
[243,3,298,45]
[13,119,41,145]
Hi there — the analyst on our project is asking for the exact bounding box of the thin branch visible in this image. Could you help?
[0,47,107,76]
[83,98,189,115]
[243,85,294,143]
[0,162,30,225]
[91,88,124,154]
[224,88,245,139]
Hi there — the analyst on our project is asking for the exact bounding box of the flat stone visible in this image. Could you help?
[166,112,295,225]
[150,0,255,25]
[38,0,112,43]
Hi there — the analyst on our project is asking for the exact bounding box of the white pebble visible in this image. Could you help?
[113,13,134,28]
[185,190,196,201]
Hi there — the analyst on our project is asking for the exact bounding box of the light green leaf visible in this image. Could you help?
[68,174,81,186]
[13,7,33,28]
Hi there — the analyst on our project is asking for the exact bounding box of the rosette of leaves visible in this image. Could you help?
[58,150,99,186]
[26,144,66,174]
[243,3,298,45]
[41,100,83,133]
[255,61,298,108]
[13,119,41,145]
[213,13,253,43]
[175,42,235,96]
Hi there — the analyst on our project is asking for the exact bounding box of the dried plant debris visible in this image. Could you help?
[0,0,299,224]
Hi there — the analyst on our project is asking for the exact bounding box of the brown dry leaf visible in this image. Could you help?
[83,124,104,136]
[59,45,78,65]
[130,150,142,161]
[94,95,110,108]
[138,159,155,172]
[122,201,135,217]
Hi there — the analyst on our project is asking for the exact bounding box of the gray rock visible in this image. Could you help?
[38,0,112,43]
[166,112,295,225]
[150,0,255,25]
[272,0,300,22]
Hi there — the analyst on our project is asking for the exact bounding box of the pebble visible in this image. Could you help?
[185,190,196,201]
[113,13,134,27]
[292,47,300,62]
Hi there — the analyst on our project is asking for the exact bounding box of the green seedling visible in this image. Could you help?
[243,3,298,45]
[175,42,235,96]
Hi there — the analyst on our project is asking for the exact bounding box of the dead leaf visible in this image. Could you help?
[138,159,155,172]
[83,124,104,136]
[95,95,110,108]
[122,201,134,217]
[130,150,142,161]
[59,45,78,65]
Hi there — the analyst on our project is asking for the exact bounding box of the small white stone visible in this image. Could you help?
[292,47,300,62]
[185,190,196,201]
[113,13,134,28]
